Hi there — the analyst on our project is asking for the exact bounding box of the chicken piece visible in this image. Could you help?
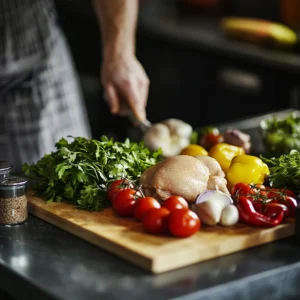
[195,155,230,195]
[140,155,229,203]
[194,155,225,177]
[207,176,229,195]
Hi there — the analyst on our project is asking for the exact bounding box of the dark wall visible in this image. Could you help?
[55,0,291,140]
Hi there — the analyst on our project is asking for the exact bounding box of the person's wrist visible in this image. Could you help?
[103,42,135,62]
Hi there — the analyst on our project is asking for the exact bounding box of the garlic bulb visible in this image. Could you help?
[220,204,239,226]
[143,119,193,157]
[192,200,223,226]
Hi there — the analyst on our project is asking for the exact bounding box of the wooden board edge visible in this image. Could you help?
[151,223,296,273]
[28,203,154,273]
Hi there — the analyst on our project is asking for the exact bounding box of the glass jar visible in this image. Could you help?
[0,161,13,180]
[0,176,28,225]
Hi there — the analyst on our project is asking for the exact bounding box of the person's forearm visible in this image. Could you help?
[92,0,139,60]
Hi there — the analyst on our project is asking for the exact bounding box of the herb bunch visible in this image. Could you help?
[261,150,300,194]
[22,136,162,211]
[263,113,300,135]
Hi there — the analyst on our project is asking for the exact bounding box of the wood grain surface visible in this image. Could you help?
[27,193,296,274]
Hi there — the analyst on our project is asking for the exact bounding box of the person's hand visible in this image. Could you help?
[101,53,149,121]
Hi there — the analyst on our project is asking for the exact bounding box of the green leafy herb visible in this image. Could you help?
[261,150,300,194]
[22,136,162,211]
[261,113,300,157]
[263,113,300,135]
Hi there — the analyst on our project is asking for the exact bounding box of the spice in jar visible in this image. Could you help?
[0,176,28,225]
[0,161,13,180]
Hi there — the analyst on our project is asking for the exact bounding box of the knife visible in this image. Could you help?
[103,92,152,132]
[127,108,152,133]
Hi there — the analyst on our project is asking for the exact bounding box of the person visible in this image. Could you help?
[0,0,149,172]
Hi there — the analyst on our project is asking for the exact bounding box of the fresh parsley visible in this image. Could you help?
[261,150,300,194]
[22,136,162,211]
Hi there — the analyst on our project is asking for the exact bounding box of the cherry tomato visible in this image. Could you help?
[253,184,266,189]
[206,132,224,146]
[266,187,296,200]
[284,189,296,198]
[168,209,200,238]
[200,132,224,150]
[113,189,136,217]
[107,179,129,202]
[162,196,189,212]
[142,207,170,234]
[231,183,251,197]
[259,190,268,198]
[134,197,161,221]
[231,183,266,201]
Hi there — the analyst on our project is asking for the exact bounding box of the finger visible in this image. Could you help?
[138,78,150,110]
[106,84,120,114]
[119,102,129,116]
[125,84,146,121]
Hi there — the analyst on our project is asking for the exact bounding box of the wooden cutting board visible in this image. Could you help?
[27,193,296,274]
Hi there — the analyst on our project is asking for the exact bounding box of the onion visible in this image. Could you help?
[195,190,233,210]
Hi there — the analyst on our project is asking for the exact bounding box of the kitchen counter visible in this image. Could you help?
[138,0,300,74]
[1,215,300,300]
[1,109,300,300]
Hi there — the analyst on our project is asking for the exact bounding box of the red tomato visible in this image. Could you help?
[201,132,224,150]
[112,189,136,217]
[267,187,296,200]
[266,188,284,200]
[162,196,189,212]
[168,209,200,238]
[206,132,224,146]
[107,179,129,202]
[231,183,266,201]
[134,197,161,221]
[253,184,266,190]
[231,183,251,197]
[142,207,170,234]
[284,189,296,198]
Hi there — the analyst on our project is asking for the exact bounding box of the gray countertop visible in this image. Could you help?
[1,215,300,300]
[138,1,300,74]
[1,109,300,300]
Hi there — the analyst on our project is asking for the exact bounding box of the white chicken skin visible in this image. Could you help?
[140,155,229,203]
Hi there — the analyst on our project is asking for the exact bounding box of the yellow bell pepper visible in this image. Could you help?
[180,144,208,156]
[226,154,270,190]
[209,143,245,173]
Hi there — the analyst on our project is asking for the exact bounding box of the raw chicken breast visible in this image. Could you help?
[140,155,229,202]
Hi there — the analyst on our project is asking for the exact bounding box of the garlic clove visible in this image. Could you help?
[220,204,239,226]
[163,119,193,138]
[193,200,223,226]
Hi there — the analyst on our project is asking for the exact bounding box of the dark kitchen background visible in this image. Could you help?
[54,0,300,141]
